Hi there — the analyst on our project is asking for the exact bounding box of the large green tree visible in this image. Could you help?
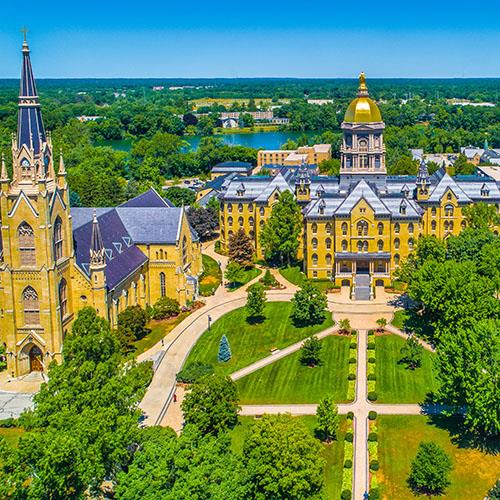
[260,190,302,265]
[316,396,339,442]
[291,283,328,326]
[246,282,267,319]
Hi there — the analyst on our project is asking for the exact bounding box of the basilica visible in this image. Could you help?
[0,40,202,376]
[219,74,500,298]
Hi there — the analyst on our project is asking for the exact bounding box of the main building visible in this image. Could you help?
[219,74,500,298]
[0,41,202,376]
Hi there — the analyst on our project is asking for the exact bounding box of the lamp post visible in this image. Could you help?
[208,315,212,331]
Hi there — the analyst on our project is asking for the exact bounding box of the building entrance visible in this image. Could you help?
[29,345,43,372]
[356,261,370,274]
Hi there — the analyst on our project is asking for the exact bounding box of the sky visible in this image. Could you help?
[0,0,499,78]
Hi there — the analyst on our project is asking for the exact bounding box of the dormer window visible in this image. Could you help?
[237,183,246,197]
[399,201,407,215]
[481,184,490,197]
[401,185,410,198]
[318,199,326,215]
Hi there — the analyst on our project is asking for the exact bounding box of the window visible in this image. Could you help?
[377,222,384,235]
[432,220,437,231]
[449,221,454,231]
[326,238,332,250]
[326,254,332,266]
[447,192,452,200]
[18,222,36,266]
[461,220,466,229]
[23,286,39,325]
[238,203,243,213]
[394,238,400,250]
[363,241,368,252]
[408,238,414,250]
[342,240,348,251]
[400,203,407,215]
[259,207,265,216]
[377,239,383,252]
[312,222,318,234]
[259,219,264,228]
[160,272,166,297]
[312,254,318,267]
[375,156,381,168]
[342,222,348,236]
[326,222,332,234]
[248,203,254,212]
[313,271,318,278]
[358,138,368,151]
[227,203,232,213]
[53,217,63,261]
[357,241,363,252]
[394,222,400,234]
[444,221,449,231]
[431,207,436,216]
[238,216,244,227]
[444,204,454,217]
[182,235,188,266]
[312,238,318,250]
[249,216,254,227]
[228,216,233,226]
[357,220,368,236]
[394,254,400,266]
[59,279,67,319]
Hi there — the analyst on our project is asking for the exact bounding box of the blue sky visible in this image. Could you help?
[1,0,499,78]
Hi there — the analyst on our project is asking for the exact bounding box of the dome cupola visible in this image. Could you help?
[344,73,382,123]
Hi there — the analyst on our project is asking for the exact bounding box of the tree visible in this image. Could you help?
[117,305,148,349]
[243,414,324,499]
[224,261,245,286]
[181,374,239,435]
[228,228,254,268]
[164,186,196,207]
[463,203,500,231]
[399,335,424,370]
[218,335,232,362]
[376,317,387,332]
[152,297,180,319]
[239,113,254,128]
[300,336,323,367]
[318,158,341,175]
[0,343,6,371]
[260,190,302,265]
[187,205,219,242]
[338,318,351,335]
[453,153,476,175]
[246,282,266,319]
[408,442,452,496]
[487,480,500,500]
[291,283,328,326]
[316,396,339,442]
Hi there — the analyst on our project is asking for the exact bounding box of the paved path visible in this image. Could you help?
[0,391,34,419]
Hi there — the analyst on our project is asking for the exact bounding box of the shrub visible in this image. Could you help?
[368,391,378,401]
[349,342,357,349]
[345,432,354,443]
[368,357,376,363]
[368,329,375,335]
[369,487,380,500]
[341,490,352,500]
[344,459,353,469]
[347,411,354,420]
[261,269,278,288]
[176,362,214,383]
[370,460,379,471]
[349,357,356,364]
[368,411,378,421]
[348,373,356,381]
[367,341,376,350]
[0,418,17,428]
[367,373,376,381]
[368,432,378,442]
[350,329,357,336]
[153,297,180,320]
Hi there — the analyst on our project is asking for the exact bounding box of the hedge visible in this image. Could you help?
[368,391,378,401]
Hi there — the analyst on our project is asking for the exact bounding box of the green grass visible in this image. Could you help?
[184,302,333,376]
[378,415,500,500]
[132,312,190,356]
[391,309,409,330]
[236,335,350,403]
[0,427,24,448]
[199,254,222,296]
[227,267,262,292]
[279,265,334,292]
[229,415,347,498]
[375,334,437,403]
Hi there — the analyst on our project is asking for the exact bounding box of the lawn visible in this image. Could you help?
[227,267,262,292]
[378,415,500,500]
[229,415,347,499]
[279,265,333,292]
[184,302,333,376]
[132,312,190,356]
[199,254,222,296]
[236,335,350,404]
[391,309,409,330]
[375,334,437,403]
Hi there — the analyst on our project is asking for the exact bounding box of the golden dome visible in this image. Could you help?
[343,72,382,123]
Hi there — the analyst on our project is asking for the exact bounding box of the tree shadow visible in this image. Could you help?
[246,315,266,325]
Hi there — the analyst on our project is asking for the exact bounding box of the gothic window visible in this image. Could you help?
[326,222,332,234]
[326,238,332,250]
[312,222,318,234]
[326,254,332,266]
[259,219,264,228]
[377,239,384,252]
[227,203,232,213]
[23,286,39,325]
[18,222,36,267]
[53,217,63,261]
[342,240,348,252]
[228,216,233,226]
[444,204,454,217]
[312,238,318,250]
[357,241,363,252]
[249,216,254,227]
[312,254,318,267]
[408,238,414,250]
[238,203,243,213]
[408,222,414,234]
[394,222,400,234]
[59,279,67,320]
[394,254,400,266]
[248,203,254,212]
[342,222,348,236]
[394,238,400,250]
[259,207,265,216]
[378,222,384,235]
[431,220,437,231]
[447,192,452,200]
[238,216,244,227]
[357,220,368,236]
[363,241,368,252]
[160,272,166,297]
[431,207,436,216]
[182,236,188,266]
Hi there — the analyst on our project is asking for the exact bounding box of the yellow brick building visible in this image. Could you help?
[220,73,500,299]
[257,144,332,168]
[0,41,202,376]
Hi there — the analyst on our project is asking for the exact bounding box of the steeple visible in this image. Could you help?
[17,33,46,155]
[416,159,430,185]
[90,211,105,266]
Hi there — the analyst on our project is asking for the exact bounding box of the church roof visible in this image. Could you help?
[427,173,471,203]
[119,188,174,208]
[336,180,390,216]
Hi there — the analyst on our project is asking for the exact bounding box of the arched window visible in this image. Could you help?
[444,204,454,217]
[23,286,39,325]
[377,239,384,252]
[363,240,368,252]
[408,238,414,250]
[357,220,368,236]
[18,222,36,266]
[238,203,243,213]
[312,254,318,267]
[342,240,348,252]
[342,222,348,236]
[182,236,188,266]
[160,272,166,297]
[249,216,254,227]
[358,138,368,152]
[227,203,233,213]
[461,220,466,229]
[431,220,437,231]
[444,221,449,231]
[59,279,68,319]
[408,222,414,234]
[312,222,318,234]
[377,222,384,235]
[357,241,363,252]
[394,254,400,266]
[53,217,63,261]
[394,238,400,250]
[248,203,254,212]
[259,207,265,216]
[447,192,452,200]
[431,207,436,216]
[259,219,264,228]
[325,238,332,250]
[326,254,332,266]
[325,222,332,234]
[312,238,318,250]
[394,223,400,234]
[238,216,244,227]
[228,216,233,226]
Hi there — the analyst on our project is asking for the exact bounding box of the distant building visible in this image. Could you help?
[152,86,164,91]
[211,161,254,179]
[257,144,332,168]
[447,99,495,107]
[411,149,458,168]
[461,146,500,166]
[307,99,334,105]
[77,115,102,122]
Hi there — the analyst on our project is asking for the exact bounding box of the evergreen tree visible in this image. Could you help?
[246,282,267,319]
[291,283,328,326]
[228,228,254,268]
[400,335,424,370]
[260,191,302,265]
[408,442,453,496]
[300,336,323,367]
[218,335,232,362]
[316,396,339,442]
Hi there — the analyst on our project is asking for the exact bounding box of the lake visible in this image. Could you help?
[98,130,321,152]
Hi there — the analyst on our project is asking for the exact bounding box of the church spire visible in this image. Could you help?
[90,211,105,266]
[17,32,46,155]
[416,159,430,185]
[0,153,8,182]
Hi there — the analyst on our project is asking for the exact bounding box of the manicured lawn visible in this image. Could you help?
[236,335,350,403]
[184,302,333,376]
[227,267,261,292]
[391,309,409,330]
[280,265,334,292]
[375,334,437,403]
[199,254,222,296]
[132,312,190,356]
[378,415,500,500]
[229,415,347,499]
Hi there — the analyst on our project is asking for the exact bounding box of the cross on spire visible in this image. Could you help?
[20,27,29,43]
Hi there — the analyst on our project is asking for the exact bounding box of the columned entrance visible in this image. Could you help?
[29,345,43,372]
[356,261,370,274]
